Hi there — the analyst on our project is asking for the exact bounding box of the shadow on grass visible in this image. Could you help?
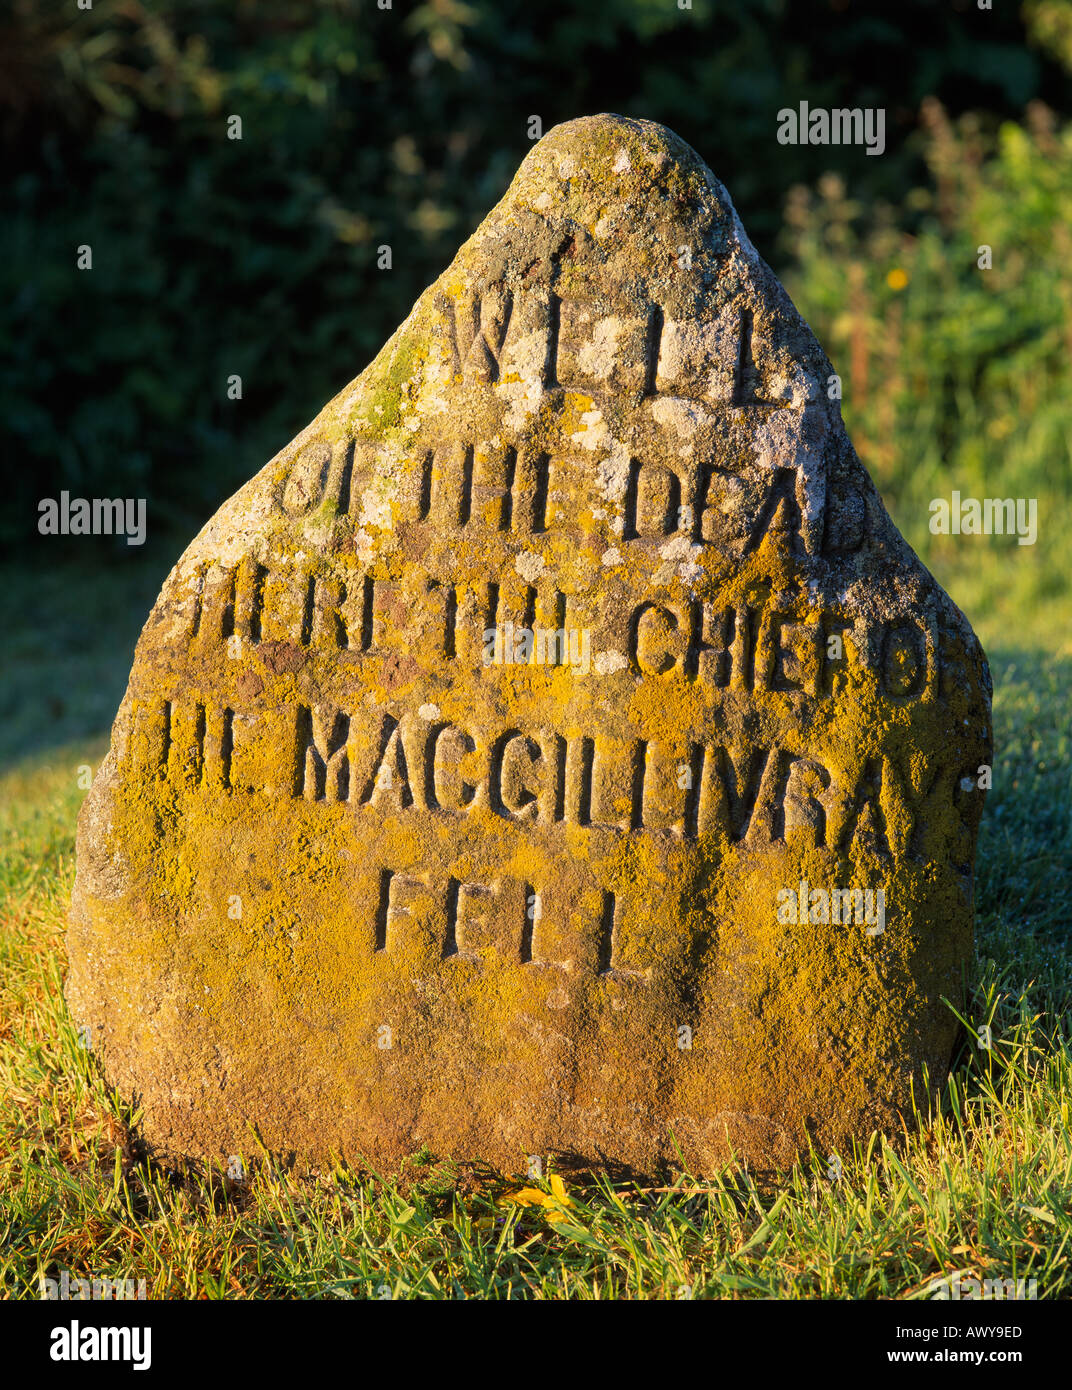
[973,647,1072,952]
[0,531,187,773]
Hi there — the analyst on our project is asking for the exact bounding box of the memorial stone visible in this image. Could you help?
[67,116,991,1172]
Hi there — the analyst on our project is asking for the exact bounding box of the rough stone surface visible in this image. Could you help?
[67,115,991,1175]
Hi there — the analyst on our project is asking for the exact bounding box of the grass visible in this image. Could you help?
[1,535,1070,1300]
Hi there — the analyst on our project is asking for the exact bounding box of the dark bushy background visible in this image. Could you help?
[1,0,1063,551]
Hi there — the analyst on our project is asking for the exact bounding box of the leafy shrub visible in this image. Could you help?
[0,0,1064,564]
[782,95,1072,642]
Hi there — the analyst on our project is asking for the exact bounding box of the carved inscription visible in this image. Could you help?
[180,559,943,705]
[439,285,781,407]
[372,867,647,980]
[280,435,863,559]
[121,696,972,862]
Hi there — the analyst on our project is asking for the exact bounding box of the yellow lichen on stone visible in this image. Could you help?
[66,115,991,1176]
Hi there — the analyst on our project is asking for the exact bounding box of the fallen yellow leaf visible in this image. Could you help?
[499,1186,550,1208]
[498,1176,577,1227]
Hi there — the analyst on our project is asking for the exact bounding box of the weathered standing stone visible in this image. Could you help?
[68,115,991,1175]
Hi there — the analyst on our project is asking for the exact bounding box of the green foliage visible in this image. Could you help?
[783,100,1072,645]
[1,0,1064,549]
[1026,0,1072,71]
